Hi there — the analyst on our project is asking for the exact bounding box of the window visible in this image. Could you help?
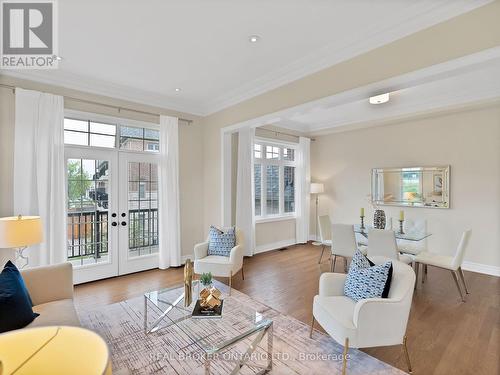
[254,164,262,215]
[120,126,160,152]
[254,141,296,218]
[64,117,160,153]
[64,119,116,148]
[284,166,295,212]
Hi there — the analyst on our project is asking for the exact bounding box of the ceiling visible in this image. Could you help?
[266,47,500,135]
[1,0,492,115]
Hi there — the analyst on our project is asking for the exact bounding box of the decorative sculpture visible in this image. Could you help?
[183,258,194,307]
[199,286,222,309]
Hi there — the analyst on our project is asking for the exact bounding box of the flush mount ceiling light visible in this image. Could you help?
[248,35,261,43]
[174,88,181,92]
[369,93,390,104]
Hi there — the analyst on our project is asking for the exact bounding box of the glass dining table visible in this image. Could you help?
[353,224,432,242]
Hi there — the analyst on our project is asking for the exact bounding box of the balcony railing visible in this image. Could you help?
[67,208,158,260]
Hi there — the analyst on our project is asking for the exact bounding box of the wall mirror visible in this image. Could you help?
[371,166,450,208]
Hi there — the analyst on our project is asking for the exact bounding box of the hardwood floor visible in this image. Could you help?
[74,243,500,375]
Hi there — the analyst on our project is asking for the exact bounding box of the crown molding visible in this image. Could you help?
[0,70,207,116]
[202,0,493,115]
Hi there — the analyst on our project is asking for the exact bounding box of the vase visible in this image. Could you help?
[373,209,386,229]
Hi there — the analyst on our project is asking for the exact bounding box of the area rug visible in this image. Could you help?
[79,281,405,374]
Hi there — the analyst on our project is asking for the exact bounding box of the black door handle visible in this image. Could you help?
[121,221,127,226]
[111,222,118,227]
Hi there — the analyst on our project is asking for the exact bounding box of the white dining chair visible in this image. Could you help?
[367,229,414,264]
[356,217,393,248]
[414,229,472,302]
[317,215,333,264]
[331,224,358,273]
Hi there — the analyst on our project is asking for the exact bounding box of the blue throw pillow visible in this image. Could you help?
[344,250,393,302]
[0,261,39,333]
[207,226,236,257]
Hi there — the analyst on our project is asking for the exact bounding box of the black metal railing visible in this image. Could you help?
[67,208,158,260]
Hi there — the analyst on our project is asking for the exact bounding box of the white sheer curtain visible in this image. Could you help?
[158,115,181,268]
[13,88,66,266]
[235,127,255,256]
[295,136,311,243]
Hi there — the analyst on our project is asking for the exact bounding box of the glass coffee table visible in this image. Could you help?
[144,281,273,374]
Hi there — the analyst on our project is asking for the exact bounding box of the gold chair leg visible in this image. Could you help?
[403,335,412,374]
[342,337,349,375]
[451,270,465,302]
[309,316,315,339]
[458,267,469,294]
[241,265,245,280]
[229,271,232,296]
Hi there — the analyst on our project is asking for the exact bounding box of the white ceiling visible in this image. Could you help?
[1,0,492,115]
[266,47,500,135]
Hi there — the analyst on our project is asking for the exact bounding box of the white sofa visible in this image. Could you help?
[311,256,415,374]
[194,227,245,294]
[21,262,80,328]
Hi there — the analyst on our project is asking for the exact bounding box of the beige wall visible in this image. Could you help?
[201,1,500,238]
[255,219,296,252]
[0,76,204,258]
[310,105,500,268]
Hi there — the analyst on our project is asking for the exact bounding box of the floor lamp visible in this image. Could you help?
[310,183,324,243]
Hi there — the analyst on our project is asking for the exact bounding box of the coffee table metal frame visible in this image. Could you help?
[143,282,273,374]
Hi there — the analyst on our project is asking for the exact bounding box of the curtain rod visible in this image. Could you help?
[256,127,315,141]
[0,83,194,124]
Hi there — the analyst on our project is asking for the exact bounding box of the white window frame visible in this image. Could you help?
[253,138,297,222]
[64,109,160,154]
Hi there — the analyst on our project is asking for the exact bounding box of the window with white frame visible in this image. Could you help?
[63,118,160,153]
[254,141,296,218]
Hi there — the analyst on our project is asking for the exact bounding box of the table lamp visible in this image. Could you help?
[0,215,42,268]
[310,183,325,242]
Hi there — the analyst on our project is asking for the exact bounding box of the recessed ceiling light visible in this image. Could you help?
[369,93,390,105]
[174,88,181,92]
[248,35,261,43]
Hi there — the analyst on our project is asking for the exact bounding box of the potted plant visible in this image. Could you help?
[199,272,213,288]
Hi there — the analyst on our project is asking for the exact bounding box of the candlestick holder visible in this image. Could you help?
[360,216,365,230]
[399,219,405,234]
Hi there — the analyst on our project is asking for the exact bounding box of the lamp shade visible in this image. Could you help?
[0,216,42,248]
[310,183,324,194]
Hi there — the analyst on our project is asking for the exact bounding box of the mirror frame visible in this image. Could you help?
[371,166,450,209]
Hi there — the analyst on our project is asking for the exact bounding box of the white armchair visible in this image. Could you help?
[193,227,245,294]
[311,256,415,374]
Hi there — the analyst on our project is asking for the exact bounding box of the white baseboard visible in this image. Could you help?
[462,261,500,277]
[254,239,297,254]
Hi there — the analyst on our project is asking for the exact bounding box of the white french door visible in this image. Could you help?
[118,152,160,274]
[65,147,160,284]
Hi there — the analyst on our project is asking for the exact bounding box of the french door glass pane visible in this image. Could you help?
[128,162,159,257]
[266,165,279,215]
[67,159,109,267]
